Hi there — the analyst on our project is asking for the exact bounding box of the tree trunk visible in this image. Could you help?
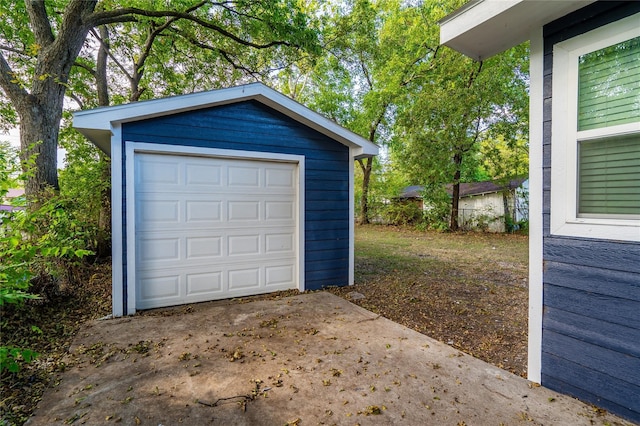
[358,157,373,225]
[1,0,98,200]
[18,96,63,195]
[95,25,112,257]
[449,152,462,231]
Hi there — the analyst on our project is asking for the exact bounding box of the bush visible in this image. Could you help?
[381,201,423,226]
[0,143,93,374]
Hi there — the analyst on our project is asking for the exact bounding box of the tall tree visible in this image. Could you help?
[0,0,319,199]
[395,29,528,230]
[293,0,431,224]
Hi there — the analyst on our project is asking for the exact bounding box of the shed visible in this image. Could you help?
[399,178,528,232]
[73,83,378,317]
[441,1,640,422]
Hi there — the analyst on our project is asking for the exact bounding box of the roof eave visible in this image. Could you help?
[439,0,596,60]
[72,83,378,158]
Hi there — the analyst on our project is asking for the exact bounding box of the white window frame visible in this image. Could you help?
[551,13,640,242]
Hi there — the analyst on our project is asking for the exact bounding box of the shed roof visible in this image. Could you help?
[438,0,595,60]
[400,178,527,199]
[73,82,378,159]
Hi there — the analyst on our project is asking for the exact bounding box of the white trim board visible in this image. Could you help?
[550,14,640,243]
[527,27,544,384]
[122,142,306,316]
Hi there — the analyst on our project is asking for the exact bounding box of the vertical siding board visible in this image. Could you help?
[123,100,351,293]
[542,2,640,421]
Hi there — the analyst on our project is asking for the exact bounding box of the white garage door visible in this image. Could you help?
[134,153,298,310]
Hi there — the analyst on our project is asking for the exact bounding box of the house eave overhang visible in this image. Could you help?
[438,0,596,60]
[73,82,379,159]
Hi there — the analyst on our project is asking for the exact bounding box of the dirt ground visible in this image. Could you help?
[3,226,527,424]
[328,225,529,377]
[25,293,633,426]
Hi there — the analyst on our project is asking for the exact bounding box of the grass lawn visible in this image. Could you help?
[327,224,529,377]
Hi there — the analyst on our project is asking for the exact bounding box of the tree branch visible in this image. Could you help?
[89,6,294,50]
[25,0,55,47]
[0,52,29,105]
[89,28,132,81]
[169,28,263,78]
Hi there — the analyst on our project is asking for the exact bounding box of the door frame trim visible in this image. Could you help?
[124,142,305,314]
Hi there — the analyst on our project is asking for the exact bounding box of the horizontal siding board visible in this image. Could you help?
[305,220,348,231]
[306,191,348,203]
[544,307,640,358]
[544,237,640,273]
[306,200,348,211]
[305,248,349,262]
[541,353,640,422]
[544,284,640,329]
[304,210,347,221]
[306,179,349,192]
[544,1,640,43]
[305,229,348,241]
[541,374,640,423]
[307,258,349,273]
[544,261,640,301]
[305,239,349,252]
[306,267,349,285]
[542,330,640,384]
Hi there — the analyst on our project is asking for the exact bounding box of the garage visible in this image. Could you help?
[73,83,378,317]
[135,153,298,309]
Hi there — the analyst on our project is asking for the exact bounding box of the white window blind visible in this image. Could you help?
[578,36,640,131]
[577,36,640,217]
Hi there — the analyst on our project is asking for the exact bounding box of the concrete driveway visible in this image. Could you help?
[27,293,631,425]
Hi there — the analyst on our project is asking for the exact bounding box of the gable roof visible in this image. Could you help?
[438,0,595,60]
[400,178,527,199]
[73,82,378,159]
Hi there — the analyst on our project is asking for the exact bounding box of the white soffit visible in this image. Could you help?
[72,82,379,159]
[439,0,596,60]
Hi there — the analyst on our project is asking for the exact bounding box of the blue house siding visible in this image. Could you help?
[542,2,640,422]
[121,100,350,293]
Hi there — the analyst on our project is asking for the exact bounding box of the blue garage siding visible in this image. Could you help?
[542,2,640,422]
[122,100,350,292]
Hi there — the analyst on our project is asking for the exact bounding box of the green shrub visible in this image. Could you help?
[381,201,423,226]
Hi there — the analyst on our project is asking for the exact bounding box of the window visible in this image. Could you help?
[551,14,640,242]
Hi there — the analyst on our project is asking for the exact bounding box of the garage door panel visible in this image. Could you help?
[135,153,298,310]
[228,165,261,187]
[139,274,181,301]
[228,200,260,221]
[228,234,260,256]
[186,271,223,296]
[138,199,180,224]
[136,156,181,187]
[265,233,294,253]
[139,237,180,262]
[265,265,295,287]
[186,236,223,259]
[265,167,295,187]
[186,200,222,223]
[185,162,222,187]
[228,268,260,290]
[265,201,294,220]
